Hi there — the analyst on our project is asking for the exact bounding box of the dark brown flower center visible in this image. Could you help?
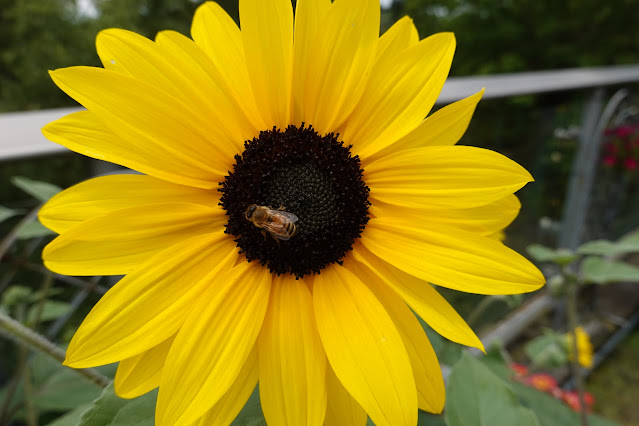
[219,125,370,278]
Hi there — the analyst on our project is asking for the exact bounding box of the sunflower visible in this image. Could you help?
[39,0,544,424]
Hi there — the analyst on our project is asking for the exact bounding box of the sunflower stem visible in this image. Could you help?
[0,310,111,388]
[565,273,589,426]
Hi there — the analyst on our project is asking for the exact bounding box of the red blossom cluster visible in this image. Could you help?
[602,124,639,171]
[509,363,595,412]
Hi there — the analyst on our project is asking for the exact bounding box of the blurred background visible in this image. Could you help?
[1,1,638,425]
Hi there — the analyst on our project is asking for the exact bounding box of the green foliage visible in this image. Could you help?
[0,351,105,421]
[11,176,61,203]
[78,383,155,426]
[527,228,639,292]
[527,244,577,265]
[581,256,639,285]
[16,221,56,239]
[524,330,568,369]
[578,231,639,257]
[392,0,639,76]
[73,383,269,426]
[446,352,540,426]
[0,205,22,223]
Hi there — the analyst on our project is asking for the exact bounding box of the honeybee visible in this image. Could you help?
[245,204,298,241]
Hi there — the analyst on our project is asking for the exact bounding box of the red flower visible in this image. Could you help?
[603,155,617,167]
[615,125,635,139]
[510,363,528,377]
[624,157,638,171]
[525,373,559,392]
[562,391,595,412]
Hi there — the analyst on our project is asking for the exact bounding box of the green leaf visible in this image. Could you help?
[1,285,34,308]
[17,220,55,239]
[79,383,156,426]
[526,244,576,265]
[445,352,540,426]
[26,300,71,324]
[11,176,62,202]
[578,231,639,257]
[46,404,92,426]
[581,256,639,284]
[417,412,447,426]
[232,386,266,426]
[0,205,22,223]
[32,368,104,411]
[524,332,567,369]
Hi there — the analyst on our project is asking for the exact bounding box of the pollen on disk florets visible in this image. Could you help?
[219,125,370,278]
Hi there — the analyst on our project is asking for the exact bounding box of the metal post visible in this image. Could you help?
[558,88,605,249]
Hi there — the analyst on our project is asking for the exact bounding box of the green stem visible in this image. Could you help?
[0,311,110,388]
[566,277,589,426]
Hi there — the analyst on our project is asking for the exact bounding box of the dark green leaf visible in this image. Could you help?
[0,205,21,223]
[445,352,540,426]
[32,368,104,411]
[79,383,156,426]
[581,256,639,284]
[46,404,92,426]
[232,386,266,426]
[417,411,447,426]
[11,176,62,202]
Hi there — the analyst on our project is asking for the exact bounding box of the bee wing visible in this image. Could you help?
[264,222,291,240]
[272,210,298,223]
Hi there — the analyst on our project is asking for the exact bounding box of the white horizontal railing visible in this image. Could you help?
[1,64,639,162]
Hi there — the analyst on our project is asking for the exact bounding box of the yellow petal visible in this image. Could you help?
[156,262,272,426]
[155,30,263,145]
[361,217,545,295]
[193,345,259,426]
[323,364,367,426]
[345,257,445,413]
[353,243,483,350]
[48,67,233,188]
[64,232,237,368]
[191,2,265,130]
[96,29,258,146]
[258,275,327,426]
[43,202,225,276]
[114,335,175,399]
[291,0,331,125]
[369,194,521,237]
[39,174,220,234]
[342,33,455,160]
[240,0,293,129]
[313,265,417,426]
[302,0,380,134]
[374,16,419,66]
[365,146,533,209]
[42,110,220,189]
[365,89,484,165]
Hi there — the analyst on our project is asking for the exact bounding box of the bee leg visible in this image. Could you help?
[261,230,267,241]
[271,233,281,246]
[277,205,286,211]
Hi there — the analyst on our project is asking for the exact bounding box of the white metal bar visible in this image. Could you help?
[1,65,639,161]
[437,64,639,104]
[0,107,81,161]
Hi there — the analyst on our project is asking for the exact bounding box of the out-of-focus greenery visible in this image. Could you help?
[0,0,237,112]
[388,0,639,75]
